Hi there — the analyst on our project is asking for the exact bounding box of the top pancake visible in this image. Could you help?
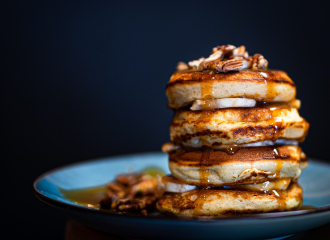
[166,70,296,109]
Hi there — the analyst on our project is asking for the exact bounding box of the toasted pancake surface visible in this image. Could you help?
[156,183,302,217]
[166,70,296,109]
[169,146,307,186]
[170,107,309,147]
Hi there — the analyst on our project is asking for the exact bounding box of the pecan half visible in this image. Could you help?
[216,58,243,72]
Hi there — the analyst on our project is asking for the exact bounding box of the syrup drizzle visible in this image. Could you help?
[267,105,284,142]
[201,82,214,99]
[194,149,212,215]
[271,148,283,178]
[272,189,286,211]
[59,186,106,209]
[222,145,242,155]
[261,71,285,143]
[261,71,278,101]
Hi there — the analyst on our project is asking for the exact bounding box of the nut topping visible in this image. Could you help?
[251,54,268,70]
[232,45,249,58]
[176,45,268,73]
[216,58,244,72]
[176,62,188,71]
[204,50,222,63]
[99,173,164,215]
[188,57,205,71]
[212,44,236,55]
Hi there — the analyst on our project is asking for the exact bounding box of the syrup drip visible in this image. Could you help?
[271,148,283,178]
[194,149,212,215]
[201,82,214,99]
[262,72,286,143]
[274,160,283,178]
[267,106,284,142]
[223,145,242,155]
[261,72,278,101]
[196,99,214,110]
[272,190,286,211]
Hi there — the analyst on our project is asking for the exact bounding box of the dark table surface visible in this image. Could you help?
[65,220,330,240]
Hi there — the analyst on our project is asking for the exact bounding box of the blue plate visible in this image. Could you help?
[33,152,330,240]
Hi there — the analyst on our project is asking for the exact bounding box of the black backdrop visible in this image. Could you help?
[2,1,330,239]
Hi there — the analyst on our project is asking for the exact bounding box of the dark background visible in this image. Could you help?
[2,1,330,239]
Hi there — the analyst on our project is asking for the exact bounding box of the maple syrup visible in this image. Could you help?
[222,145,242,155]
[298,205,316,210]
[59,185,106,209]
[272,189,286,211]
[194,149,212,215]
[200,82,214,99]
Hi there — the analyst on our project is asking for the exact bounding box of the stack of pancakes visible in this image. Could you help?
[157,45,309,217]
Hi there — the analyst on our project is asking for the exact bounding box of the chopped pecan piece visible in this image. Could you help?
[204,59,219,70]
[204,50,222,63]
[232,45,249,58]
[188,57,205,71]
[211,45,236,56]
[251,54,268,70]
[216,58,243,72]
[116,173,143,186]
[176,61,188,71]
[99,172,164,215]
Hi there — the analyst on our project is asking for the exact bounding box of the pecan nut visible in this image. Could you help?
[251,54,268,70]
[204,50,222,63]
[176,61,188,71]
[232,45,249,58]
[212,44,236,55]
[216,58,243,72]
[188,57,205,71]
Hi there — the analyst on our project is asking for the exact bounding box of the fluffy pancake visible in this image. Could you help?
[169,146,307,186]
[166,70,296,109]
[170,107,309,147]
[156,183,302,217]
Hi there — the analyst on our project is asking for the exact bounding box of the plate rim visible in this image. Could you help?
[32,151,330,222]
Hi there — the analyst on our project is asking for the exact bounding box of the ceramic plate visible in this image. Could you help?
[33,152,330,240]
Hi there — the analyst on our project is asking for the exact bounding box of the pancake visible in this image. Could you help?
[156,183,302,217]
[170,107,309,147]
[169,146,307,186]
[166,70,296,109]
